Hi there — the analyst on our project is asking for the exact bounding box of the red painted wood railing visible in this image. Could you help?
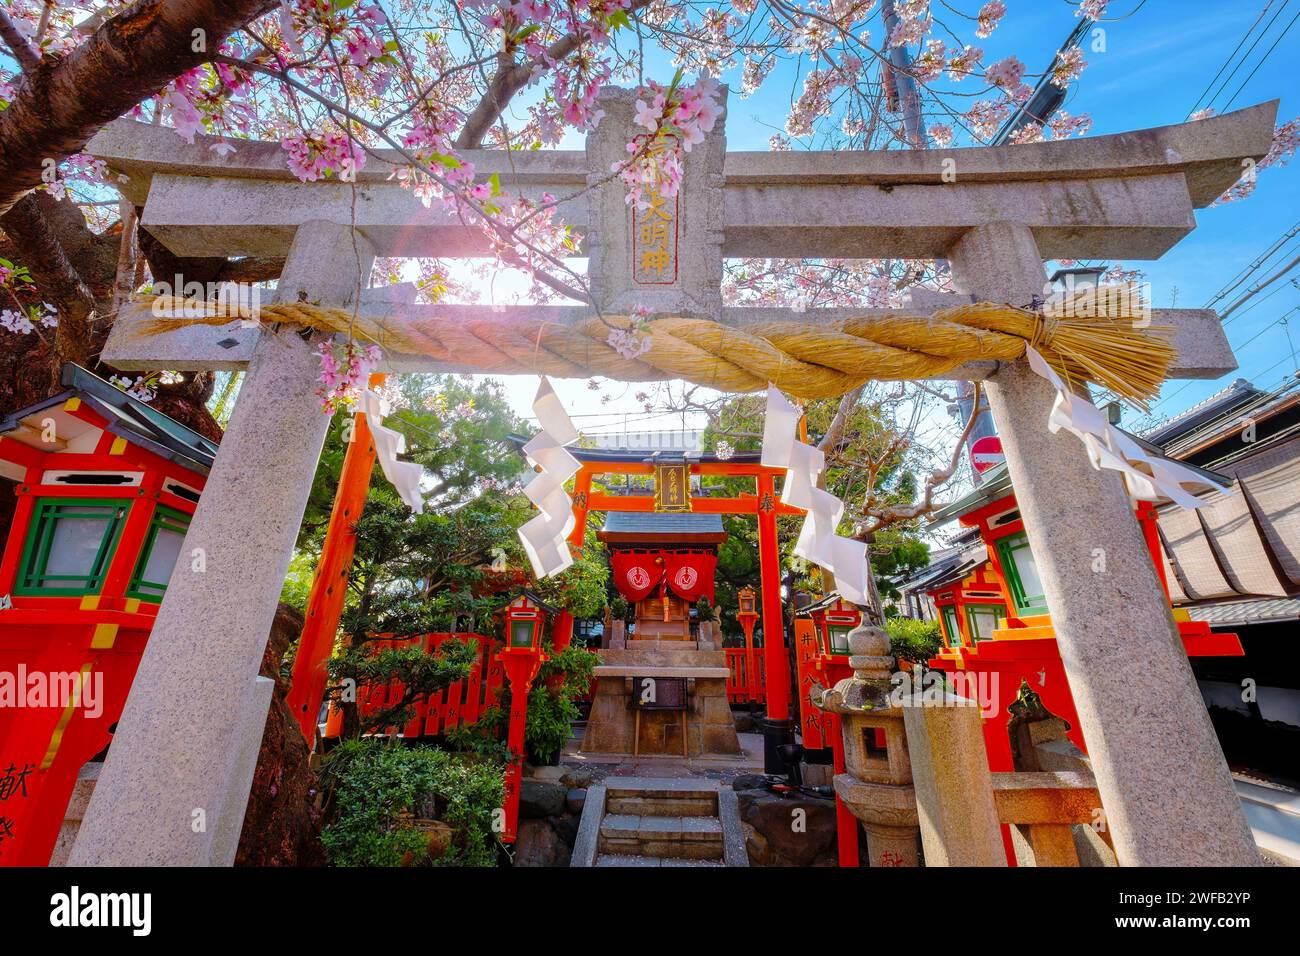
[725,648,766,703]
[347,632,507,738]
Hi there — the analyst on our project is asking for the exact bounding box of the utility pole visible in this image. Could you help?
[993,16,1094,144]
[881,0,928,147]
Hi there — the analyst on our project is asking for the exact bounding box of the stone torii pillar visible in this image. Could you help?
[70,221,375,866]
[947,221,1259,866]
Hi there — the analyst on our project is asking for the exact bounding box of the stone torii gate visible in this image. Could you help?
[69,88,1275,866]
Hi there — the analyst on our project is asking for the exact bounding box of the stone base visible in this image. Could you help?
[581,647,741,757]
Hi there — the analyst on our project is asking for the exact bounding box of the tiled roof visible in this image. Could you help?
[1141,378,1261,446]
[0,363,218,475]
[1186,597,1300,627]
[600,511,725,535]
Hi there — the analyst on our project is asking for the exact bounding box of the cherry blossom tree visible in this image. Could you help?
[0,0,1295,416]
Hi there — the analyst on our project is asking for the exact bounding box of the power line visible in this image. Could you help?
[1218,250,1300,320]
[1221,6,1300,112]
[1205,218,1300,310]
[1187,0,1280,118]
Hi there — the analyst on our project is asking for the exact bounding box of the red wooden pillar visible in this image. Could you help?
[566,467,593,549]
[756,472,789,721]
[828,714,861,867]
[498,647,545,843]
[1134,500,1171,600]
[286,376,383,743]
[552,610,574,653]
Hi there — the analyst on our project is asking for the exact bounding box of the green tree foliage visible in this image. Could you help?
[454,642,598,766]
[883,617,943,666]
[531,524,610,619]
[696,392,930,628]
[319,739,504,867]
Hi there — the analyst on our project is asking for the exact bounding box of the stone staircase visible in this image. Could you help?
[571,777,749,867]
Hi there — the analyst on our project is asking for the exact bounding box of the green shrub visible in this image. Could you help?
[451,643,597,766]
[320,739,504,867]
[884,617,943,666]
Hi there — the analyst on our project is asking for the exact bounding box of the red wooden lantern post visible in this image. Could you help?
[498,596,548,843]
[794,595,863,867]
[735,586,760,705]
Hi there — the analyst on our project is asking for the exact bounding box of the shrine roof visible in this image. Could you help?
[927,434,1229,526]
[1142,378,1265,447]
[0,364,219,476]
[507,434,761,464]
[795,592,865,615]
[898,542,989,595]
[597,511,727,545]
[1185,597,1300,627]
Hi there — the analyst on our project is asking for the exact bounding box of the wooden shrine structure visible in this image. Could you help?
[60,84,1279,866]
[552,444,796,761]
[915,459,1244,781]
[0,364,215,865]
[598,511,726,641]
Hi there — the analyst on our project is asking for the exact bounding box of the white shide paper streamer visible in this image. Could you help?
[1023,347,1229,509]
[518,379,581,579]
[760,385,872,606]
[362,389,426,514]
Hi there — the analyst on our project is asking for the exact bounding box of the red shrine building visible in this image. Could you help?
[899,458,1244,774]
[598,511,725,641]
[0,365,216,865]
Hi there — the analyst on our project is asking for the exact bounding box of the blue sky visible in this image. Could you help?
[504,0,1299,434]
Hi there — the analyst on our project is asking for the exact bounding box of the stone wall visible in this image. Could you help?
[513,766,593,867]
[581,645,741,756]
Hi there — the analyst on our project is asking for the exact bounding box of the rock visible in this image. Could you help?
[800,762,835,788]
[519,780,567,818]
[527,765,567,782]
[731,773,769,792]
[734,713,756,733]
[566,788,587,815]
[745,826,773,866]
[514,818,571,867]
[235,603,325,866]
[561,767,594,789]
[742,794,838,867]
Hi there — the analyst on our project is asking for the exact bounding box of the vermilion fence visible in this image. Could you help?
[345,635,765,736]
[725,648,766,704]
[350,632,506,738]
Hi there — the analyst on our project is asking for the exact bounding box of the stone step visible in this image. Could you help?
[598,814,725,860]
[595,854,725,867]
[571,778,750,867]
[602,777,720,817]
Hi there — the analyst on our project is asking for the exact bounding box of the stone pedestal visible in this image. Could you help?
[581,646,740,756]
[817,623,921,867]
[901,694,1007,867]
[946,220,1258,866]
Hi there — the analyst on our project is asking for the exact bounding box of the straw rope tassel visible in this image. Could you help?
[142,288,1173,403]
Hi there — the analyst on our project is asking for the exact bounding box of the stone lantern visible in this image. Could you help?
[813,621,921,867]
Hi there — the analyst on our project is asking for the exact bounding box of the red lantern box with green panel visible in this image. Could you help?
[0,365,215,866]
[921,460,1243,775]
[908,532,1008,653]
[792,592,862,867]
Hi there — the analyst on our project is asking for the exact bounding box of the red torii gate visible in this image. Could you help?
[562,445,805,762]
